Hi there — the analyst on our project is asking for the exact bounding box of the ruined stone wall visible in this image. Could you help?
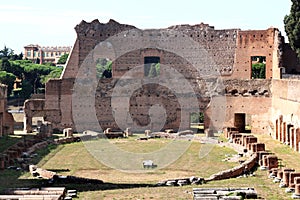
[271,79,300,140]
[224,96,271,134]
[93,79,184,131]
[111,25,238,78]
[233,28,282,79]
[62,19,136,80]
[0,84,14,135]
[29,19,293,134]
[43,20,239,132]
[208,79,272,134]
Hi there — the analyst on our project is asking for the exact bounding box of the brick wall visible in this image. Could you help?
[23,19,299,134]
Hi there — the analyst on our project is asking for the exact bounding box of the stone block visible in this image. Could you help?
[63,128,73,137]
[289,173,300,188]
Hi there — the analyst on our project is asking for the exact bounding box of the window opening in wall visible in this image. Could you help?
[190,112,204,133]
[251,56,266,79]
[96,58,112,79]
[144,56,160,77]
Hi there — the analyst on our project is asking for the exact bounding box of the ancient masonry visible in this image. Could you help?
[0,84,14,136]
[24,19,300,149]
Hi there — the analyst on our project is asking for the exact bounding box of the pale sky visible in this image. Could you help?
[0,0,292,54]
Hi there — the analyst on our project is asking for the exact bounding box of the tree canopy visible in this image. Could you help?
[0,46,14,59]
[0,71,16,96]
[0,46,64,98]
[252,63,266,79]
[57,53,69,64]
[284,0,300,57]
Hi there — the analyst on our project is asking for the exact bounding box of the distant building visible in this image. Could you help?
[24,44,71,64]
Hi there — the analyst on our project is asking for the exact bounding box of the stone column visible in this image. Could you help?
[283,122,287,144]
[280,169,295,188]
[267,155,278,170]
[277,170,283,180]
[293,184,300,198]
[282,171,290,188]
[279,116,283,142]
[295,128,300,152]
[23,114,32,133]
[275,119,279,140]
[290,127,295,149]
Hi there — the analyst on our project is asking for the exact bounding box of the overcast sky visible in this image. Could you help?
[0,0,292,54]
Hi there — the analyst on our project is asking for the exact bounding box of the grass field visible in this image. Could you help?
[0,134,299,199]
[0,135,23,152]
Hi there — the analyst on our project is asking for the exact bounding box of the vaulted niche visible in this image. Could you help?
[251,56,266,79]
[234,113,246,133]
[144,56,160,77]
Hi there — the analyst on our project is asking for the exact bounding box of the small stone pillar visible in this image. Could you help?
[104,128,111,134]
[267,155,278,170]
[262,155,268,168]
[228,131,239,139]
[295,177,300,185]
[245,136,257,149]
[125,128,132,137]
[63,128,73,137]
[290,127,295,149]
[257,151,270,166]
[252,143,265,153]
[46,122,53,137]
[257,143,265,152]
[145,130,151,137]
[295,129,300,152]
[292,184,300,198]
[289,173,300,188]
[24,115,33,133]
[282,171,290,188]
[277,170,284,180]
[280,169,295,188]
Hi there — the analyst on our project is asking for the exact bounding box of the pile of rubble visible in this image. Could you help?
[0,187,76,200]
[145,129,194,139]
[193,187,258,200]
[157,176,204,186]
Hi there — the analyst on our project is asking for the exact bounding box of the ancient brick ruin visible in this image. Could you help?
[0,84,14,136]
[24,19,300,148]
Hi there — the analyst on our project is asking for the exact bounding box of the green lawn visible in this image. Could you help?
[0,134,298,199]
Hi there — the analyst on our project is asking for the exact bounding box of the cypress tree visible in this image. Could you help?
[284,0,300,57]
